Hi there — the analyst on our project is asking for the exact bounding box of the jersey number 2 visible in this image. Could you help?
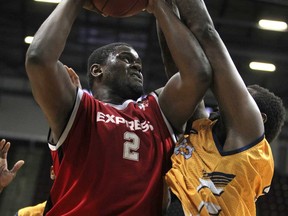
[123,132,140,161]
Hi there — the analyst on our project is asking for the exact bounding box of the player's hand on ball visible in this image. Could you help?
[83,0,108,17]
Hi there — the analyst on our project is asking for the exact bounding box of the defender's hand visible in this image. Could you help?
[0,139,24,193]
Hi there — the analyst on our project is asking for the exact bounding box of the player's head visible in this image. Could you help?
[247,84,286,143]
[87,42,144,101]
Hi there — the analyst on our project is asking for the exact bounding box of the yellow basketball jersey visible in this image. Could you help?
[166,118,274,216]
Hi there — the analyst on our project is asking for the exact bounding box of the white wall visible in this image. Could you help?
[0,94,48,142]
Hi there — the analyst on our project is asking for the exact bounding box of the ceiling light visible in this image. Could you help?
[34,0,61,3]
[24,36,34,44]
[258,19,287,31]
[249,62,276,72]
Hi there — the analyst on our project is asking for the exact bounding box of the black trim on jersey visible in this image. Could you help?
[153,89,159,96]
[153,88,163,97]
[213,132,265,156]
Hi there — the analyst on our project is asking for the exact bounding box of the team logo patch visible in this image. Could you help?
[198,171,236,195]
[174,136,194,159]
[137,96,149,110]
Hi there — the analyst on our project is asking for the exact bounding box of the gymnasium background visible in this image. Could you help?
[1,0,288,215]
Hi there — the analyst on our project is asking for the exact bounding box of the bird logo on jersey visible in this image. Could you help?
[198,171,236,195]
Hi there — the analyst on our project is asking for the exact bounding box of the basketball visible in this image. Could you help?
[92,0,148,17]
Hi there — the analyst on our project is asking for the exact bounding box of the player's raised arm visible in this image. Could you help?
[147,0,212,132]
[155,0,208,122]
[175,0,264,147]
[25,0,86,139]
[155,0,179,79]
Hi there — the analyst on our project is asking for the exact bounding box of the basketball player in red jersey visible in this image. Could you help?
[0,139,24,193]
[156,0,286,215]
[25,0,212,215]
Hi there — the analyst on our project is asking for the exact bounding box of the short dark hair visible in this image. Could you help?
[87,42,131,89]
[248,84,286,143]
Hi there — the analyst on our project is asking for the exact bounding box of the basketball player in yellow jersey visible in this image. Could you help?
[167,108,278,216]
[156,0,286,215]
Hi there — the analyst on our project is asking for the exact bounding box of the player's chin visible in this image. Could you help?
[129,77,143,89]
[130,85,144,99]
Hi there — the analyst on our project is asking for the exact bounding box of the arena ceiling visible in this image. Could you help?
[1,0,288,108]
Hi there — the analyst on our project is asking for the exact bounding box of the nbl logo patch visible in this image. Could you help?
[174,136,194,159]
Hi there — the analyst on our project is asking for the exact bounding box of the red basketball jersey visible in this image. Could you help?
[47,89,175,216]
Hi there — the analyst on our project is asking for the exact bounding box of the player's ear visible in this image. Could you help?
[90,63,103,79]
[261,113,267,123]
